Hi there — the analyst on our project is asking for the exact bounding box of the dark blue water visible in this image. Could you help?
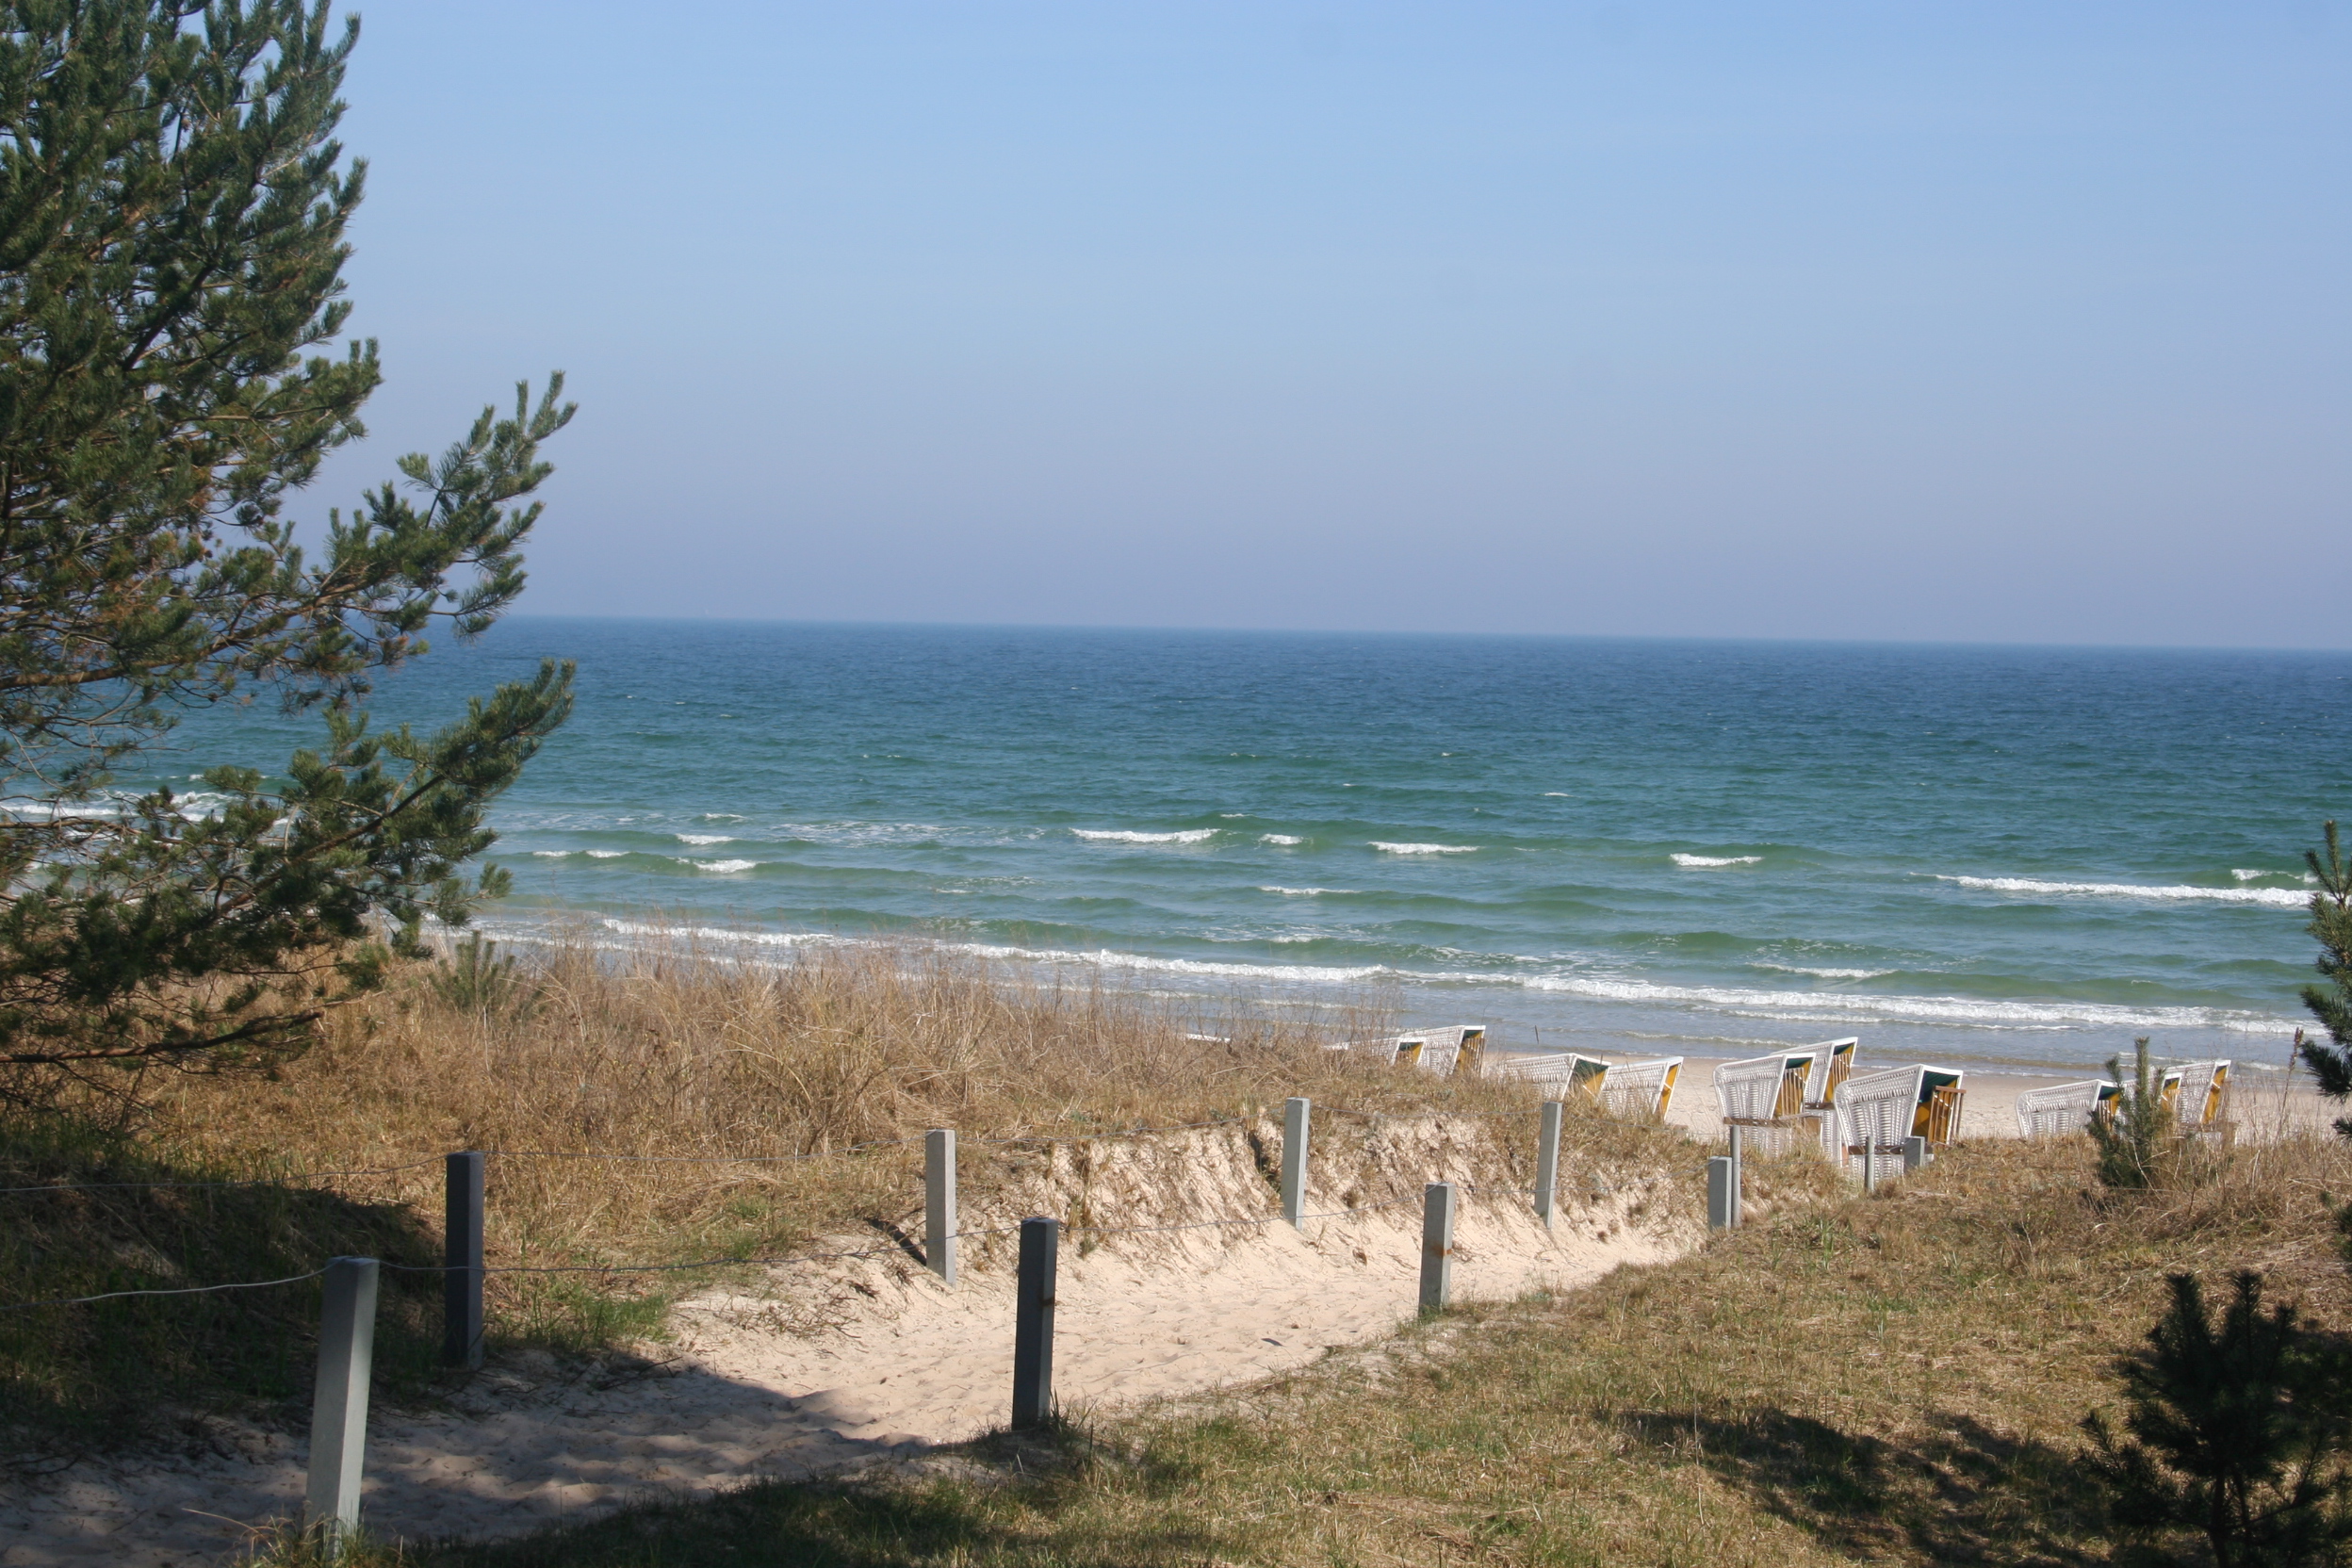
[138,619,2352,1073]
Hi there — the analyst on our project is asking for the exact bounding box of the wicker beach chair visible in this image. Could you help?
[1712,1048,1818,1155]
[1483,1049,1610,1098]
[1715,1050,1812,1123]
[1394,1024,1485,1077]
[1801,1037,1858,1113]
[1833,1064,1966,1172]
[1597,1056,1682,1121]
[2014,1079,2119,1138]
[2160,1059,2232,1137]
[1329,1024,1489,1077]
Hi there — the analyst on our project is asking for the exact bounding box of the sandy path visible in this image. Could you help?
[0,1125,1692,1565]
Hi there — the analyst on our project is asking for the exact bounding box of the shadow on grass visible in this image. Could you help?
[410,1420,1225,1568]
[1611,1404,2109,1566]
[0,1114,447,1460]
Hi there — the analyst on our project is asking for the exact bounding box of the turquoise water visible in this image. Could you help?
[154,619,2352,1073]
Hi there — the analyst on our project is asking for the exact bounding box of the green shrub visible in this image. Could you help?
[2092,1037,2176,1190]
[2085,1270,2352,1567]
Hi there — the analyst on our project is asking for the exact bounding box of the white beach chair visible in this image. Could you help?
[1714,1049,1819,1155]
[1834,1063,1966,1172]
[2161,1059,2232,1136]
[1597,1056,1682,1121]
[2014,1079,2119,1139]
[1327,1034,1404,1067]
[1715,1050,1814,1124]
[1801,1037,1858,1113]
[1329,1024,1488,1077]
[1483,1050,1610,1097]
[1389,1024,1487,1077]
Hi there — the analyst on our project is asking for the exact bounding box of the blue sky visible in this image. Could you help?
[318,2,2348,645]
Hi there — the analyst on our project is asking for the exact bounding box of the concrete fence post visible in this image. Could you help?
[1534,1101,1562,1229]
[1862,1140,1879,1194]
[1903,1134,1931,1172]
[1419,1183,1456,1313]
[305,1256,381,1553]
[1707,1156,1737,1231]
[1281,1097,1310,1230]
[1011,1217,1058,1429]
[442,1152,484,1368]
[1727,1124,1744,1229]
[925,1130,957,1286]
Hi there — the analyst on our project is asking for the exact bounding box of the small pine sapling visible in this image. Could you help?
[2085,1271,2352,1568]
[2090,1037,2175,1190]
[2297,823,2352,1138]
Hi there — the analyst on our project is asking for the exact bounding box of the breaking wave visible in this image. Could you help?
[1071,827,1218,844]
[1936,875,2307,907]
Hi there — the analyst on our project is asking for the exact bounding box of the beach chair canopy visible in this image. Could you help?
[2161,1059,2231,1129]
[1714,1050,1815,1124]
[1326,1035,1403,1067]
[1801,1037,1859,1109]
[1837,1063,1967,1153]
[1328,1024,1488,1078]
[1485,1050,1610,1095]
[1399,1024,1485,1078]
[1599,1056,1682,1121]
[2014,1079,2116,1138]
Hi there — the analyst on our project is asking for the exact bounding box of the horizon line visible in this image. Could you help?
[495,611,2352,660]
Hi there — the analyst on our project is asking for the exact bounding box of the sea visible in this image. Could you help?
[143,618,2352,1078]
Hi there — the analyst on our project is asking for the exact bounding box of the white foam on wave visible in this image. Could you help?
[1673,853,1762,868]
[676,833,736,845]
[1542,792,1570,797]
[530,850,571,858]
[1371,841,1477,855]
[689,858,758,874]
[585,850,626,859]
[1071,828,1218,844]
[1518,971,2281,1034]
[1258,886,1352,897]
[2233,869,2315,883]
[1261,834,1304,846]
[1753,962,1890,980]
[1937,874,2306,907]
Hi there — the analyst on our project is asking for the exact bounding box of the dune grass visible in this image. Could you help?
[295,1128,2352,1568]
[0,932,1600,1455]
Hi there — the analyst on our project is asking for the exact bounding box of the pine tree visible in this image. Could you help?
[2085,1272,2352,1567]
[2297,823,2352,1137]
[2090,1036,2175,1190]
[0,0,574,1095]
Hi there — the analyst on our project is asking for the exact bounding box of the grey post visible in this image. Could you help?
[305,1256,381,1551]
[1903,1133,1931,1172]
[1861,1139,1879,1194]
[1011,1217,1058,1428]
[1534,1100,1563,1228]
[1281,1096,1310,1229]
[1707,1155,1737,1231]
[1419,1182,1457,1313]
[443,1151,484,1368]
[925,1129,957,1286]
[1727,1123,1744,1229]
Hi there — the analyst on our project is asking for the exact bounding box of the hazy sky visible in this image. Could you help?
[318,3,2348,645]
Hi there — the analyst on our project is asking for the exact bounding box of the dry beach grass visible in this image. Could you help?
[324,1130,2352,1568]
[0,930,1625,1453]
